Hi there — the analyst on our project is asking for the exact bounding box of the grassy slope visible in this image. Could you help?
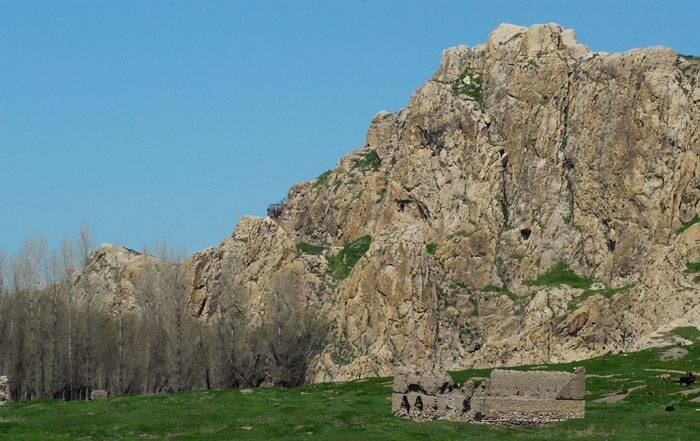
[1,328,699,441]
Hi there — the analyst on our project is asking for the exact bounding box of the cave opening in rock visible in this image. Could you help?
[520,228,532,240]
[608,239,616,252]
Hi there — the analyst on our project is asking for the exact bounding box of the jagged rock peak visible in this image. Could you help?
[72,23,700,383]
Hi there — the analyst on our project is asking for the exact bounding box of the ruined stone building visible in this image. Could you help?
[0,376,9,406]
[392,367,586,424]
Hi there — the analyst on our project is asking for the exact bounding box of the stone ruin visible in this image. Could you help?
[0,376,9,406]
[392,367,585,425]
[90,389,108,401]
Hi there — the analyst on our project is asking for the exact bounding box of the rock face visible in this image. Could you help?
[392,367,586,424]
[72,244,162,312]
[77,23,700,382]
[0,376,9,405]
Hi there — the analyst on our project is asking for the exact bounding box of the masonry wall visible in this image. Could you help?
[392,367,585,424]
[0,376,10,406]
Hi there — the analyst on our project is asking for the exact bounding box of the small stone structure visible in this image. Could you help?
[0,376,10,405]
[392,367,585,425]
[391,370,474,421]
[267,198,286,218]
[90,389,108,401]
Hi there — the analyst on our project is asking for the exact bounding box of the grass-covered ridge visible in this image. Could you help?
[328,235,372,279]
[1,328,698,440]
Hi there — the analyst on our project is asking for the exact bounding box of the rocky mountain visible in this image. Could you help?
[81,23,700,383]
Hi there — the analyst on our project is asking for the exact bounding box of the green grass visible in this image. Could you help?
[314,170,333,188]
[354,150,381,171]
[673,326,700,342]
[481,284,518,302]
[327,235,372,279]
[568,285,633,311]
[452,68,484,104]
[296,242,327,255]
[684,262,700,283]
[2,328,699,440]
[524,263,594,290]
[426,243,437,255]
[687,262,700,273]
[500,200,510,228]
[675,214,700,236]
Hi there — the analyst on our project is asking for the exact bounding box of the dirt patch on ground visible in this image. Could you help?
[660,347,689,361]
[593,385,646,404]
[645,368,688,374]
[673,387,700,397]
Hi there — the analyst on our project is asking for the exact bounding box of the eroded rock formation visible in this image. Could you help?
[75,23,700,383]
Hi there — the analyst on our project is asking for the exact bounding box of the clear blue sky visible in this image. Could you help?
[2,1,699,255]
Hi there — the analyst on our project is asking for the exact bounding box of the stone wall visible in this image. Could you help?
[90,389,108,401]
[392,367,585,424]
[0,376,9,406]
[391,370,475,420]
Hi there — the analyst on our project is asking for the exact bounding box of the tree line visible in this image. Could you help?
[0,226,329,401]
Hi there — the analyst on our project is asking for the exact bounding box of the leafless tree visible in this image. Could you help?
[0,228,330,401]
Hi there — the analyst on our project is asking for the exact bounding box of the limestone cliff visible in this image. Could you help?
[83,23,700,382]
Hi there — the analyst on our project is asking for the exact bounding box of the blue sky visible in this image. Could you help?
[2,1,699,255]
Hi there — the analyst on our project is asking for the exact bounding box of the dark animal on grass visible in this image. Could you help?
[678,372,696,386]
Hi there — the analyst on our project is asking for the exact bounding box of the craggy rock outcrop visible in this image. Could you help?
[73,244,161,311]
[78,23,700,382]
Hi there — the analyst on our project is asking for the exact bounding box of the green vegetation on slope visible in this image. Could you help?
[452,68,484,104]
[426,242,437,255]
[675,214,700,236]
[524,263,594,289]
[481,284,518,302]
[314,170,333,188]
[328,235,372,279]
[296,242,327,255]
[500,200,510,228]
[568,284,633,310]
[354,150,381,171]
[685,261,700,283]
[674,326,700,341]
[1,329,699,440]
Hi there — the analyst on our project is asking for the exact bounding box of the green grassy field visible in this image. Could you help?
[1,327,699,441]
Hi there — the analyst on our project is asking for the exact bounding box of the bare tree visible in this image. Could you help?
[0,230,330,401]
